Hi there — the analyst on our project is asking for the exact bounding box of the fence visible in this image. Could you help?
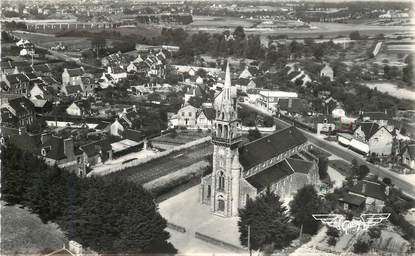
[194,232,247,253]
[166,222,186,233]
[87,136,211,177]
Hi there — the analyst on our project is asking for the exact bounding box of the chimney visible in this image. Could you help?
[288,98,292,108]
[68,240,83,256]
[41,133,51,144]
[63,137,75,160]
[362,183,366,194]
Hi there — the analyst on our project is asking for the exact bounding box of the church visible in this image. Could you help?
[199,63,320,217]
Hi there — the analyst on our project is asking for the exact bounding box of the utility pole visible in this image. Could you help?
[247,225,252,256]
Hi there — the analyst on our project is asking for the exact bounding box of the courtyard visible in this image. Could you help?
[159,185,247,254]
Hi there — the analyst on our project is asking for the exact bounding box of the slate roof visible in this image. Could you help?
[7,97,35,116]
[32,64,51,73]
[338,193,366,206]
[349,180,386,201]
[4,73,29,84]
[278,98,308,113]
[202,108,215,120]
[362,112,389,121]
[246,160,294,191]
[123,129,144,142]
[94,121,110,131]
[25,72,39,80]
[65,85,83,94]
[66,68,85,77]
[239,126,307,170]
[286,157,314,174]
[80,139,112,158]
[404,144,415,159]
[357,122,380,141]
[42,136,67,160]
[41,76,59,85]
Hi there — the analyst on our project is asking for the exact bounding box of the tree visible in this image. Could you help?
[356,165,369,180]
[368,226,381,241]
[238,189,298,251]
[262,116,275,127]
[353,240,370,254]
[233,26,246,40]
[327,236,337,246]
[326,227,339,238]
[318,156,328,180]
[90,38,107,58]
[290,185,324,235]
[248,128,262,142]
[382,177,392,186]
[188,96,204,108]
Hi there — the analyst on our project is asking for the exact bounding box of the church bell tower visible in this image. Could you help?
[210,62,242,217]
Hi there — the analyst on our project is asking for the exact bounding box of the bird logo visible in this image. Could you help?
[312,213,390,234]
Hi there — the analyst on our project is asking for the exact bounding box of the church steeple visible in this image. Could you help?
[212,61,241,148]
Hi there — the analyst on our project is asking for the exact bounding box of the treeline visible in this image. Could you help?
[1,142,176,254]
[136,14,193,25]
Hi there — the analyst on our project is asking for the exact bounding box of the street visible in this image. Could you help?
[241,102,415,199]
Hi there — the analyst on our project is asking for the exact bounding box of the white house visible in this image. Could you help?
[353,122,394,155]
[239,67,252,79]
[320,64,334,81]
[258,90,298,111]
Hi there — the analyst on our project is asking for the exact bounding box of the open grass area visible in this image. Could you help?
[1,202,66,255]
[328,159,353,177]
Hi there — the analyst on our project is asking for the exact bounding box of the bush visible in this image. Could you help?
[318,157,329,180]
[353,240,370,254]
[326,227,339,238]
[327,236,337,247]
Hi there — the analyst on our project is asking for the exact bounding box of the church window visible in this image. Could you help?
[218,171,225,191]
[207,185,211,198]
[218,197,225,212]
[188,112,192,117]
[219,160,224,167]
[221,112,224,120]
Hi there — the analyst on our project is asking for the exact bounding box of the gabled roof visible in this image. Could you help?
[338,193,366,206]
[362,111,389,121]
[349,180,386,201]
[246,160,294,191]
[32,64,51,73]
[7,97,35,116]
[80,139,112,158]
[202,108,215,120]
[4,73,29,84]
[65,85,83,94]
[239,126,307,170]
[356,122,380,141]
[66,67,85,77]
[41,136,67,160]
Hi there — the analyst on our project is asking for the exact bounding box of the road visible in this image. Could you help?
[241,102,415,199]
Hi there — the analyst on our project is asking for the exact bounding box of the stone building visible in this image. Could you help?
[200,63,319,217]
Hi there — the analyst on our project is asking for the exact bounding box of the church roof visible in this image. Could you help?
[246,160,293,191]
[239,126,307,170]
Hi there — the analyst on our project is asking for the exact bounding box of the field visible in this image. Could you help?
[106,141,213,185]
[12,31,93,50]
[1,202,66,255]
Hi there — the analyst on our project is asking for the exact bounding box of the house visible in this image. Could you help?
[130,85,151,96]
[62,67,85,86]
[258,90,298,111]
[109,107,140,137]
[1,61,15,75]
[1,73,30,102]
[278,98,308,116]
[79,139,113,169]
[80,76,95,96]
[239,67,252,79]
[101,52,129,68]
[338,193,366,211]
[352,122,394,155]
[66,101,91,116]
[360,111,389,127]
[98,73,115,88]
[62,84,83,97]
[177,104,199,127]
[320,63,334,81]
[401,144,415,169]
[196,108,215,129]
[200,63,319,217]
[46,240,98,256]
[19,48,35,56]
[314,115,336,135]
[184,86,205,103]
[32,64,52,77]
[347,179,388,211]
[1,97,35,127]
[107,65,127,81]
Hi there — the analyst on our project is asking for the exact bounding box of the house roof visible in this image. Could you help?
[362,112,389,121]
[239,126,307,170]
[7,97,35,116]
[349,180,386,201]
[32,64,51,73]
[357,122,380,141]
[66,68,85,77]
[65,85,83,94]
[42,136,67,160]
[339,193,366,206]
[80,139,112,158]
[278,98,308,113]
[123,129,144,142]
[246,160,294,191]
[202,108,215,120]
[5,73,29,84]
[94,121,110,131]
